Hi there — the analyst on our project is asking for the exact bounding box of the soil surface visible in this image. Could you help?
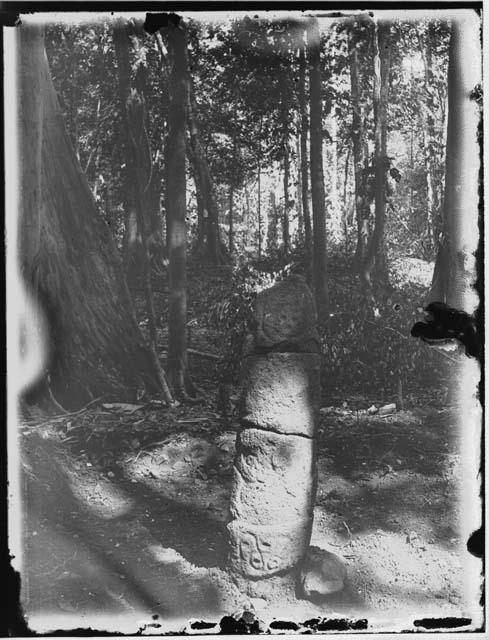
[16,394,481,633]
[14,262,481,633]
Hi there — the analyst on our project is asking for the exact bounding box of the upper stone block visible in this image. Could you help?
[249,275,319,353]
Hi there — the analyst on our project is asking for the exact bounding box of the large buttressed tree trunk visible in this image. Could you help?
[18,25,171,410]
[361,19,392,293]
[165,17,196,399]
[307,18,328,320]
[427,15,481,312]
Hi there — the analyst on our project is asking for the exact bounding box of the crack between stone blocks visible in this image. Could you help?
[239,420,314,440]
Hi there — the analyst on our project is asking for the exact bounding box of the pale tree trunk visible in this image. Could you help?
[299,39,313,281]
[267,190,278,255]
[281,78,290,255]
[257,129,263,259]
[342,145,352,252]
[244,183,251,250]
[19,25,173,409]
[427,16,480,313]
[424,22,437,254]
[228,110,238,254]
[282,150,290,255]
[308,18,328,319]
[361,20,391,293]
[187,141,206,250]
[326,111,341,244]
[228,183,235,254]
[348,28,370,267]
[296,133,304,244]
[165,18,197,399]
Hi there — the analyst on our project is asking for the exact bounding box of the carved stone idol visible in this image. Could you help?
[227,275,321,588]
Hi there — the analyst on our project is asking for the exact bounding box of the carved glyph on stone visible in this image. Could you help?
[228,520,312,578]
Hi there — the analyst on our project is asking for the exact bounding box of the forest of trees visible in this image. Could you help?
[18,11,480,411]
[12,10,483,629]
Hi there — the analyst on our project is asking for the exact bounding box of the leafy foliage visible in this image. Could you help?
[205,264,276,382]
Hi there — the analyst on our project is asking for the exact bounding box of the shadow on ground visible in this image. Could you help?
[17,402,467,629]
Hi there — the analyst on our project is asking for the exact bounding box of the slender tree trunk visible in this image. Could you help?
[165,18,195,399]
[228,182,234,254]
[229,112,238,254]
[326,111,341,244]
[19,25,173,409]
[281,77,290,255]
[427,17,481,311]
[307,18,328,319]
[296,133,304,244]
[113,21,141,282]
[187,77,228,265]
[244,183,251,250]
[361,20,391,292]
[424,23,436,254]
[343,145,351,252]
[282,149,290,255]
[299,39,313,279]
[267,190,278,254]
[257,131,262,260]
[349,30,370,267]
[114,23,164,361]
[187,141,206,250]
[195,181,206,249]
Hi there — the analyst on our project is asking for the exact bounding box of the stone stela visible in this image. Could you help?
[227,275,321,586]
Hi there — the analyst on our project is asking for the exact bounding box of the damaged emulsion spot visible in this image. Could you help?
[410,301,480,358]
[470,83,483,105]
[143,12,181,36]
[413,616,472,630]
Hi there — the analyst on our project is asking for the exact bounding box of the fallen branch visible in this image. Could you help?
[188,348,220,360]
[159,347,220,360]
[23,396,105,427]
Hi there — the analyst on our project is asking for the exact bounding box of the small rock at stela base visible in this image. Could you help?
[298,546,347,598]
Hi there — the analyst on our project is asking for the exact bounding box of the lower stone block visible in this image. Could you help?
[227,519,312,578]
[230,428,315,524]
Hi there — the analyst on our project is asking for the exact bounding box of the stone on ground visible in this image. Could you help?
[298,546,347,598]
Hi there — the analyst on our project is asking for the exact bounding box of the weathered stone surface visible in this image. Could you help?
[298,546,347,598]
[228,520,312,578]
[227,275,320,586]
[241,353,321,436]
[251,275,319,352]
[230,428,315,524]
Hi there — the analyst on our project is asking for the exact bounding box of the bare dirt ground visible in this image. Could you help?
[13,261,482,633]
[16,392,481,634]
